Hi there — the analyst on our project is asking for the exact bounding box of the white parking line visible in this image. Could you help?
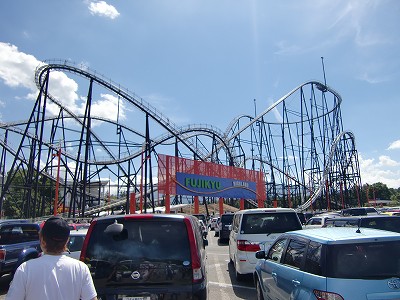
[207,252,229,256]
[209,281,255,290]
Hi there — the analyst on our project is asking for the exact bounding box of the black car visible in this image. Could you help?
[340,207,378,216]
[80,214,208,300]
[218,213,234,242]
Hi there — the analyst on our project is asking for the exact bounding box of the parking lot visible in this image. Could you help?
[206,230,256,300]
[0,228,256,300]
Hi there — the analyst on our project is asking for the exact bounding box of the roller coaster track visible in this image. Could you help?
[295,131,359,211]
[0,60,362,219]
[34,61,232,162]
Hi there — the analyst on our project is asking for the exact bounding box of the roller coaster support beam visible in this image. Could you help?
[53,148,61,215]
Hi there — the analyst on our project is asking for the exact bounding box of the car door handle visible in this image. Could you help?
[292,280,300,286]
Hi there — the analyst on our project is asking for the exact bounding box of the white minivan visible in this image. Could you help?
[228,207,302,280]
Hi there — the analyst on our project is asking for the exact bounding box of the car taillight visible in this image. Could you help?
[0,250,6,261]
[237,240,261,252]
[313,289,344,300]
[184,218,203,283]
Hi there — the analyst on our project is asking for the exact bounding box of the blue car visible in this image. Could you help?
[254,227,400,300]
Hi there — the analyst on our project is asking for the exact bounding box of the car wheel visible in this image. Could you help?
[256,279,264,300]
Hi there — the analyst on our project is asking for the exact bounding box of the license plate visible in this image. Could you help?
[122,297,150,300]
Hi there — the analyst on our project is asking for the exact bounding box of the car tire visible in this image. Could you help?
[256,279,264,300]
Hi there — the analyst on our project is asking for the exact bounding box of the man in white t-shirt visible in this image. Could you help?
[6,216,97,300]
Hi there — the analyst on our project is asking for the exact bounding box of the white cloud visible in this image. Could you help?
[0,43,127,125]
[89,93,127,122]
[45,70,80,115]
[359,154,400,188]
[388,140,400,150]
[88,1,120,19]
[0,42,39,91]
[378,155,400,167]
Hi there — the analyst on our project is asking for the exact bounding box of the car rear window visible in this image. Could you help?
[240,212,302,234]
[342,208,367,216]
[327,241,400,279]
[85,219,191,263]
[220,214,234,224]
[0,224,39,244]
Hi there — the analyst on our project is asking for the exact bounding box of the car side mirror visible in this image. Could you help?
[255,250,266,259]
[104,220,124,234]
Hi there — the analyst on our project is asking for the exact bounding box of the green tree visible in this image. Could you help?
[2,169,54,218]
[2,169,28,218]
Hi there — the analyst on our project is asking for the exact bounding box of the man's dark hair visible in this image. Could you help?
[41,216,70,253]
[41,234,68,253]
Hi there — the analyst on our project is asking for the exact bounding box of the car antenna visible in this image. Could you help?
[356,219,361,233]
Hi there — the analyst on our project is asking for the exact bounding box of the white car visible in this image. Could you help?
[65,228,88,259]
[210,217,220,231]
[214,218,221,237]
[228,208,302,281]
[303,213,339,229]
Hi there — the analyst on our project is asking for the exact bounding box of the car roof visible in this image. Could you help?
[328,215,399,221]
[309,215,335,219]
[235,208,296,214]
[285,227,400,244]
[93,213,189,222]
[69,228,88,236]
[0,219,32,224]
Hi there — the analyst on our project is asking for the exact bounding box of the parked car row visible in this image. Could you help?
[4,204,399,299]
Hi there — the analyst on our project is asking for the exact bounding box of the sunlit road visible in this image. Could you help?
[206,230,257,300]
[0,229,256,299]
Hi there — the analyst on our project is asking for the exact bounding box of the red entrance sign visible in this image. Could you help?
[158,154,266,211]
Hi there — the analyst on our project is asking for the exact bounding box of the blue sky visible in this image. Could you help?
[0,0,399,188]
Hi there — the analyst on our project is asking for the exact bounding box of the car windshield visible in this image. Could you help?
[327,241,400,279]
[85,220,191,264]
[240,212,302,234]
